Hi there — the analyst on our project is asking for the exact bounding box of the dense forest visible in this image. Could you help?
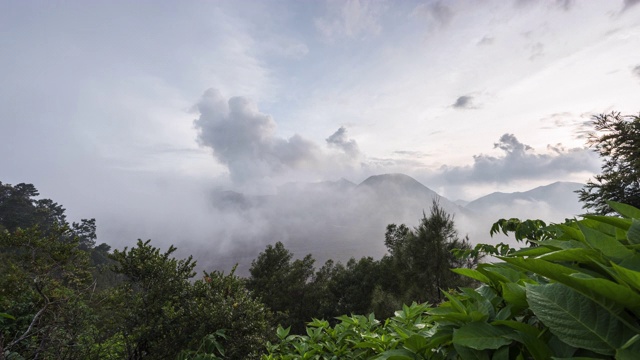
[2,112,639,359]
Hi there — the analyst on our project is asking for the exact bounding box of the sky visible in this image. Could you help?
[1,0,640,259]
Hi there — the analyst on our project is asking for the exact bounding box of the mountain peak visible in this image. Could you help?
[358,173,426,189]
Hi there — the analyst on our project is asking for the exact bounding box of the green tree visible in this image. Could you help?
[578,112,640,214]
[246,242,315,334]
[0,182,66,233]
[383,200,479,304]
[0,181,107,254]
[0,225,94,359]
[104,240,198,359]
[102,240,271,359]
[327,257,382,317]
[190,269,273,359]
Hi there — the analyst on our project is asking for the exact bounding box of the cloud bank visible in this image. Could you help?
[436,133,599,184]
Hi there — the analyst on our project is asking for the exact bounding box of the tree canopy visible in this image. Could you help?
[577,112,640,214]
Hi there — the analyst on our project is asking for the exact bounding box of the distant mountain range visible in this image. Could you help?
[202,174,585,274]
[466,181,585,220]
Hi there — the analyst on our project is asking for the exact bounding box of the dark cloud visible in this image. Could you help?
[477,36,494,46]
[494,133,532,152]
[633,65,640,79]
[452,95,475,109]
[412,1,454,27]
[194,89,320,184]
[555,0,574,10]
[516,0,574,10]
[436,133,599,184]
[624,0,640,10]
[326,127,360,157]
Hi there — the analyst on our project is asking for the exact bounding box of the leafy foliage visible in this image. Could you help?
[263,202,640,359]
[0,225,94,359]
[100,240,272,359]
[578,112,640,214]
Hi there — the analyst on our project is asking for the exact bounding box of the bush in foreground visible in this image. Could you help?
[262,201,640,359]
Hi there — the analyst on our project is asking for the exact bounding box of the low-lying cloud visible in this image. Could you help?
[436,133,599,184]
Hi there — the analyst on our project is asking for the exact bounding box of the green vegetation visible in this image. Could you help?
[2,111,640,359]
[246,201,479,334]
[263,202,640,359]
[0,182,271,360]
[0,181,478,359]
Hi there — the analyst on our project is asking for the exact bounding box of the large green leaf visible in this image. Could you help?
[403,334,427,353]
[551,224,585,243]
[453,343,491,360]
[578,223,634,261]
[493,320,552,360]
[452,321,512,350]
[511,246,554,257]
[526,283,637,356]
[608,201,640,219]
[537,248,604,265]
[502,257,640,313]
[451,268,490,284]
[582,215,632,231]
[500,282,528,311]
[611,262,640,292]
[535,239,588,250]
[627,219,640,245]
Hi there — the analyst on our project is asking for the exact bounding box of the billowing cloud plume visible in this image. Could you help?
[194,89,363,185]
[194,89,321,183]
[436,133,599,184]
[326,126,360,157]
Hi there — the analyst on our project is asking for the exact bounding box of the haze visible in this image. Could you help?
[2,0,639,272]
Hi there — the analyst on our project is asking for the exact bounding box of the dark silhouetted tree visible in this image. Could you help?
[383,200,480,304]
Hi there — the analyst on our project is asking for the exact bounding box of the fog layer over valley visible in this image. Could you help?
[179,173,585,275]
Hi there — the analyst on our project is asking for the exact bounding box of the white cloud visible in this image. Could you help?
[411,1,454,28]
[434,134,600,185]
[315,0,385,41]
